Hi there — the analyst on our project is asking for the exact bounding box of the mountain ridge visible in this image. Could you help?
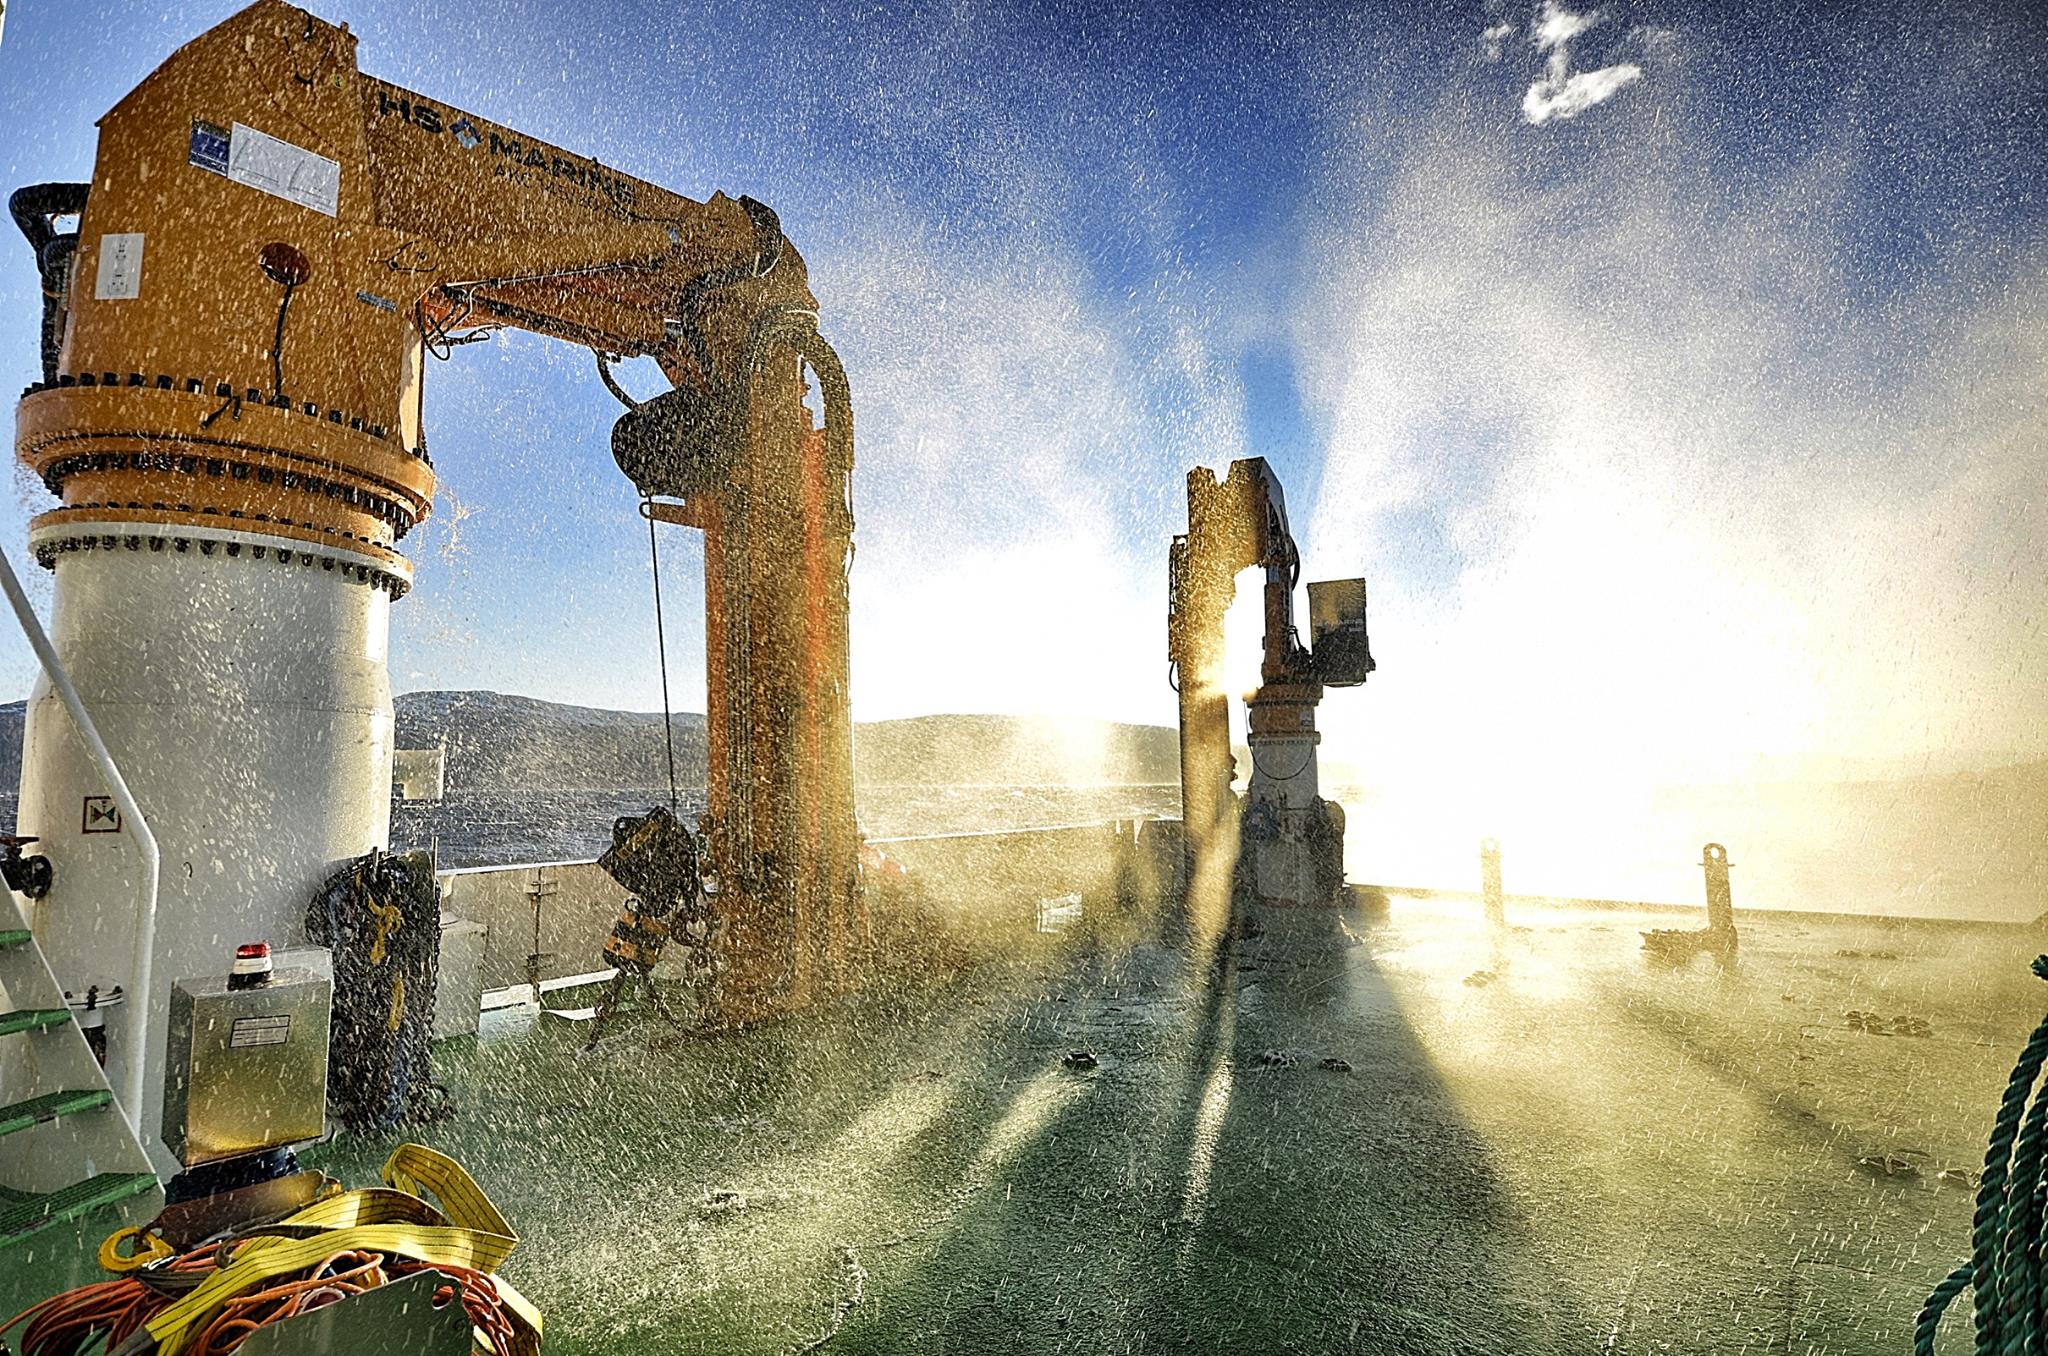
[0,693,1181,791]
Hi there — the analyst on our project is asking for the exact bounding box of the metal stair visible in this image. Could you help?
[0,891,159,1253]
[0,1088,114,1136]
[0,1007,74,1038]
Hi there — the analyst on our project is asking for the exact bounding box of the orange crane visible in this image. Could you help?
[1168,458,1372,928]
[10,0,855,1164]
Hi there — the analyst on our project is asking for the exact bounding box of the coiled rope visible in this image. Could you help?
[0,1144,538,1356]
[1917,954,2048,1354]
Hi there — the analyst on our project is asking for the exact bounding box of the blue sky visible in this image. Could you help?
[0,0,2043,797]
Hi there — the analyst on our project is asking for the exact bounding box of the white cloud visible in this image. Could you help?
[1511,0,1646,124]
[1522,60,1645,123]
[1480,22,1516,62]
[1532,1,1598,51]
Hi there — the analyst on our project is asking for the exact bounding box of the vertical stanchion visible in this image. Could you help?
[1702,842,1737,961]
[1702,843,1734,930]
[1480,837,1505,929]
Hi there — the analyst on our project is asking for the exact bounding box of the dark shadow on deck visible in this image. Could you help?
[834,902,1602,1355]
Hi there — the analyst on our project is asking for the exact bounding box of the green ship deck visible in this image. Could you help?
[302,893,2028,1354]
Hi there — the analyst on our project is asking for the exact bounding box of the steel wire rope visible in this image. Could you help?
[645,499,680,812]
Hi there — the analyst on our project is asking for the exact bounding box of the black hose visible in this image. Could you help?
[593,350,641,410]
[732,305,854,536]
[732,308,854,539]
[674,195,786,391]
[8,183,87,259]
[10,183,90,384]
[270,283,297,401]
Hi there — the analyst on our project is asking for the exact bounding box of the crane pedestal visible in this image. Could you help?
[1243,683,1344,909]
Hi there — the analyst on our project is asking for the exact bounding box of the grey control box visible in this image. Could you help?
[163,968,331,1167]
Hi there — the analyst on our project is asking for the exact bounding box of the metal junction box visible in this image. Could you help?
[1307,578,1374,687]
[163,968,332,1167]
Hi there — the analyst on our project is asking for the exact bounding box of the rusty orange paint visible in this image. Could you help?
[17,0,857,1025]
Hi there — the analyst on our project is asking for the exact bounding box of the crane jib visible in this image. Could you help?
[370,87,640,210]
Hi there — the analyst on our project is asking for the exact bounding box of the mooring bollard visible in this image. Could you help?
[1480,837,1504,928]
[1642,841,1739,965]
[1702,842,1734,932]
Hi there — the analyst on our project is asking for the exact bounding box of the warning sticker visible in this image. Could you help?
[227,123,339,217]
[230,1014,292,1048]
[189,120,230,175]
[81,795,122,834]
[94,234,144,300]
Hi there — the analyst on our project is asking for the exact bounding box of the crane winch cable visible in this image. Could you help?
[594,352,677,811]
[645,498,680,813]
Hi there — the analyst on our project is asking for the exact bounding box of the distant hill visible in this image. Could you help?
[3,691,2043,916]
[0,704,17,788]
[0,693,1180,791]
[0,693,709,792]
[392,694,1181,790]
[855,713,1179,786]
[395,690,708,790]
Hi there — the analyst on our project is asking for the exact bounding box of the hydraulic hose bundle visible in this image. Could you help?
[1917,955,2048,1354]
[7,183,89,385]
[0,1145,538,1356]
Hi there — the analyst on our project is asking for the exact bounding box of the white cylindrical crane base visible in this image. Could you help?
[15,523,394,1171]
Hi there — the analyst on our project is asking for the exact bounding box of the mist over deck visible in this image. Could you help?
[300,886,2028,1355]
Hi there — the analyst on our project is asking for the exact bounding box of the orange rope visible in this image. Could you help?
[187,1249,387,1354]
[2,1242,524,1356]
[391,1259,521,1355]
[2,1246,214,1354]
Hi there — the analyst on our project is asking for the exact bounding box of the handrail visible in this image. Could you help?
[0,546,159,1136]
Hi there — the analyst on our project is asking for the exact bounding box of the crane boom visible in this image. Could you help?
[10,0,857,1167]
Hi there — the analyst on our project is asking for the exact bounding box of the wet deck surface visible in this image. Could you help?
[309,896,2037,1354]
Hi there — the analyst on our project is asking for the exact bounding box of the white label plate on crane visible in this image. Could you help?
[229,1014,293,1048]
[94,232,144,299]
[227,123,339,217]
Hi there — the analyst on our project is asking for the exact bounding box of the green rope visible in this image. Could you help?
[1917,954,2048,1355]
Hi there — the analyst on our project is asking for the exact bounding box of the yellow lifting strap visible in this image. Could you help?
[143,1144,542,1356]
